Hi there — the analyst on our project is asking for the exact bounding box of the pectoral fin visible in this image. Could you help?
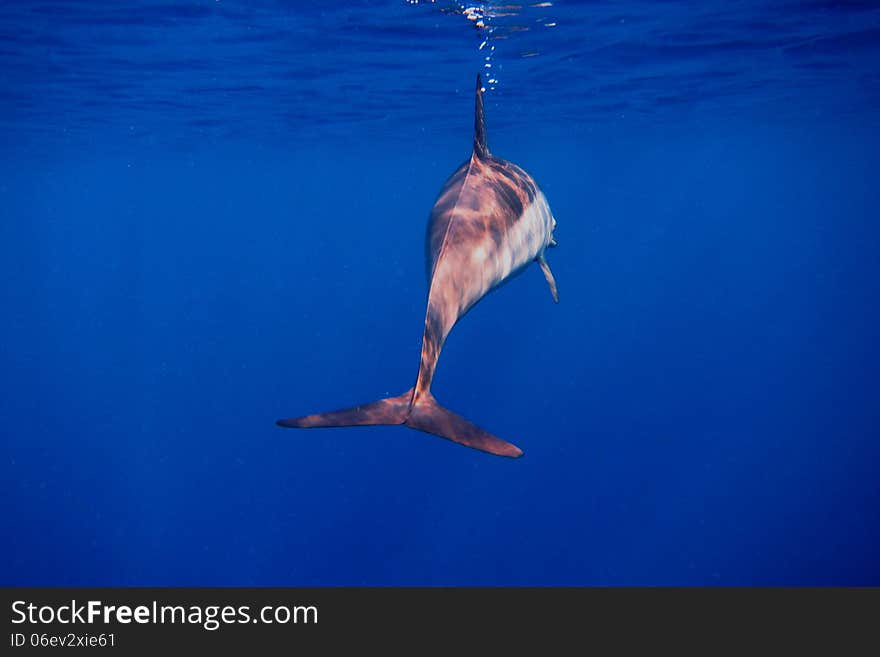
[537,255,559,303]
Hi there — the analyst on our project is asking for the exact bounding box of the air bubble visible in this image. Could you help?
[405,1,559,93]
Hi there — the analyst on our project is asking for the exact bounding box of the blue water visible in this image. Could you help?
[2,1,879,586]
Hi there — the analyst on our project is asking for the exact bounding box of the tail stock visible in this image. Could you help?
[277,389,522,458]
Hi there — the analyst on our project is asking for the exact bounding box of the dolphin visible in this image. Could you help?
[277,73,559,458]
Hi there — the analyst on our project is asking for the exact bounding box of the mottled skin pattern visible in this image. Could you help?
[416,151,557,400]
[278,75,559,458]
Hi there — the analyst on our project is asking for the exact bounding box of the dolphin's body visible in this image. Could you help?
[277,74,559,457]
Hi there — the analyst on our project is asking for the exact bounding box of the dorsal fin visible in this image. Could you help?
[473,73,489,159]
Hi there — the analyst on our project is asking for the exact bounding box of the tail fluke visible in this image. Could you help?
[405,393,523,458]
[277,389,523,458]
[276,389,414,428]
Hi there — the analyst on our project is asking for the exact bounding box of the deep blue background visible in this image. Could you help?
[2,1,879,585]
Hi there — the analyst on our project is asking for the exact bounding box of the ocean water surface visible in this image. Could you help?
[1,1,879,585]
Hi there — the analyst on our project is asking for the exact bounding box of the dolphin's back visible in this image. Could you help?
[424,153,554,342]
[427,155,539,279]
